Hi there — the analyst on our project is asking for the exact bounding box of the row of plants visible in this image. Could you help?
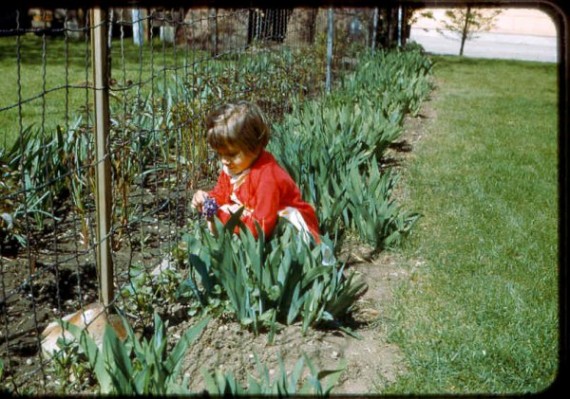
[271,48,433,250]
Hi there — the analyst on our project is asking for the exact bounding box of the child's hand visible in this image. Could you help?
[192,191,219,219]
[191,190,209,213]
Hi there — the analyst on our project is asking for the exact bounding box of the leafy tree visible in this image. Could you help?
[423,6,502,56]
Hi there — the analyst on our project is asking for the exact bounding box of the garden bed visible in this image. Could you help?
[0,97,433,394]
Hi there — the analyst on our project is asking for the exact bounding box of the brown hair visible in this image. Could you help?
[205,101,270,154]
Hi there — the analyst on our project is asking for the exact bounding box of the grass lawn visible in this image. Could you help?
[384,56,559,394]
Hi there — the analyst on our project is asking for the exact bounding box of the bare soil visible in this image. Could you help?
[0,103,432,395]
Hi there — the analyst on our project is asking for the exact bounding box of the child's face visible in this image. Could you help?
[216,144,260,175]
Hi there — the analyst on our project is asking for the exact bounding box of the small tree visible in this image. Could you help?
[423,6,502,56]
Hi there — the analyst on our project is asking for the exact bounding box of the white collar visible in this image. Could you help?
[224,165,250,188]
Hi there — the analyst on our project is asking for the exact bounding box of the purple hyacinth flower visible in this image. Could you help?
[202,197,219,219]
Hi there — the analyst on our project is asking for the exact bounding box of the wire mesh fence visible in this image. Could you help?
[0,5,414,393]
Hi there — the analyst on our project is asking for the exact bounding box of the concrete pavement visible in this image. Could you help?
[409,27,558,63]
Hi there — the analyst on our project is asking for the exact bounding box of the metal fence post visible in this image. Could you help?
[90,8,114,307]
[398,6,403,47]
[371,7,378,52]
[325,7,334,93]
[132,8,144,45]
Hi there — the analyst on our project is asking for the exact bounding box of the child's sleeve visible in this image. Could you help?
[207,173,234,225]
[208,172,231,206]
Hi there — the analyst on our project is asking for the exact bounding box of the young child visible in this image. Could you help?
[191,101,320,243]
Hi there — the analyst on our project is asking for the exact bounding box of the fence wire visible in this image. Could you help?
[0,5,409,394]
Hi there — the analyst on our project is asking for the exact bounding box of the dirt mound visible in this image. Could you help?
[175,249,411,394]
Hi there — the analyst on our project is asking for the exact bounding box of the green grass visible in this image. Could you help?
[384,57,558,394]
[0,34,210,149]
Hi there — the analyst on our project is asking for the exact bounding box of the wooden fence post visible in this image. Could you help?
[90,8,114,307]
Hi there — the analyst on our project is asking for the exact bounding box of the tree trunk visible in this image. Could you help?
[459,5,471,56]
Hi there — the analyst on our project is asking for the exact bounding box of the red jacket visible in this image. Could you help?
[208,150,320,241]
